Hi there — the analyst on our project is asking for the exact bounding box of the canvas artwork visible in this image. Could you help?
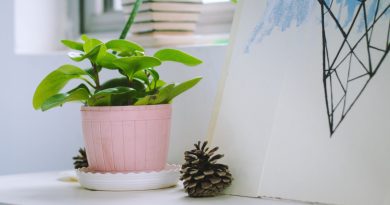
[210,0,390,205]
[318,0,389,136]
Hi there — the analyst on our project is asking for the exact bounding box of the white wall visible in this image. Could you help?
[14,0,68,54]
[0,0,225,175]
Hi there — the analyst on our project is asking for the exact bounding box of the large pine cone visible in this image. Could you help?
[180,141,232,197]
[72,147,88,169]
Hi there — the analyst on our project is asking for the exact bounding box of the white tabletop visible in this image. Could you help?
[0,171,309,205]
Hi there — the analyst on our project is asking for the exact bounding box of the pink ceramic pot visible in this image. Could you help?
[81,104,172,172]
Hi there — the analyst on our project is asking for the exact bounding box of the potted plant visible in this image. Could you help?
[32,0,202,172]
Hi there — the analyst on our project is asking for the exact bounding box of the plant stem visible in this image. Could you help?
[127,76,132,87]
[117,0,142,85]
[143,70,152,90]
[153,80,157,91]
[92,63,101,89]
[119,0,143,39]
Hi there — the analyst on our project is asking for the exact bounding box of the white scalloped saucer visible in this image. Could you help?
[76,164,181,191]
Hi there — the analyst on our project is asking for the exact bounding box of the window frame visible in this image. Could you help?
[67,0,234,47]
[80,0,125,34]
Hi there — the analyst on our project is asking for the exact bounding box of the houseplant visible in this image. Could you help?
[32,0,202,172]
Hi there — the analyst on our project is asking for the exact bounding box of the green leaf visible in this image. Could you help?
[33,65,88,110]
[41,84,91,111]
[153,79,166,90]
[154,49,202,66]
[113,56,161,79]
[81,34,89,42]
[68,83,91,95]
[84,38,103,53]
[100,77,129,90]
[106,39,144,53]
[98,53,117,69]
[99,77,145,93]
[168,77,202,101]
[68,44,102,62]
[146,79,166,92]
[85,68,97,82]
[134,95,154,106]
[88,87,136,106]
[135,83,174,105]
[96,45,117,69]
[133,70,150,84]
[95,87,134,95]
[147,68,159,82]
[75,38,104,63]
[154,84,174,104]
[61,40,84,51]
[134,50,145,56]
[118,51,133,57]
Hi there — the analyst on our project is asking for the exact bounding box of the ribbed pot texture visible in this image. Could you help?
[81,104,172,172]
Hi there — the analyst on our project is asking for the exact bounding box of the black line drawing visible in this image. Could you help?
[318,0,390,136]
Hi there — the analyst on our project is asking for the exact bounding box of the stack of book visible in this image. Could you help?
[197,1,235,34]
[121,0,235,47]
[122,0,202,34]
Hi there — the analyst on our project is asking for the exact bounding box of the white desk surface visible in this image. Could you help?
[0,171,310,205]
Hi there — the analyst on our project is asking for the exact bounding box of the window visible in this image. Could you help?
[81,0,126,33]
[81,0,233,35]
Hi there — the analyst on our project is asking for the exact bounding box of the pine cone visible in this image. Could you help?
[72,147,88,169]
[180,141,232,197]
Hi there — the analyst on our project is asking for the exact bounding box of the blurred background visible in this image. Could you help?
[0,0,234,175]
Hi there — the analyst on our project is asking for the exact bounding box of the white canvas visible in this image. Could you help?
[209,1,390,205]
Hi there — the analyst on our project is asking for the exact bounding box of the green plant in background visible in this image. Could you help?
[32,0,202,111]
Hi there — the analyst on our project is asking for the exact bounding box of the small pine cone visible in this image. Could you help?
[180,141,233,197]
[72,147,88,169]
